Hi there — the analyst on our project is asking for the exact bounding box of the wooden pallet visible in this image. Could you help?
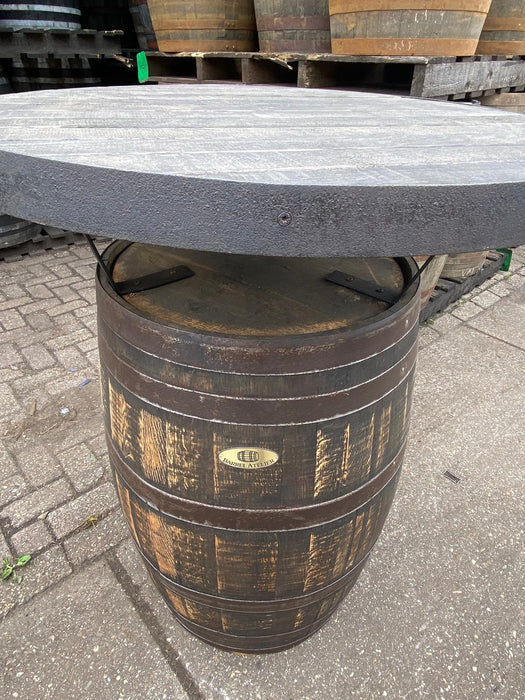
[0,28,123,59]
[0,229,85,262]
[419,251,505,322]
[143,51,525,100]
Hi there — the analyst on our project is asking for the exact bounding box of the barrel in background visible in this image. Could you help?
[477,0,525,55]
[129,0,158,50]
[97,242,420,652]
[0,214,41,249]
[441,251,489,280]
[147,0,258,52]
[254,0,331,53]
[9,57,100,92]
[413,255,447,309]
[480,92,525,113]
[329,0,493,56]
[0,1,81,29]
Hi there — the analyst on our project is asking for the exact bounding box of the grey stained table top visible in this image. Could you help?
[0,84,524,256]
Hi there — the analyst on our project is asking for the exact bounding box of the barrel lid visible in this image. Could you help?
[109,243,411,337]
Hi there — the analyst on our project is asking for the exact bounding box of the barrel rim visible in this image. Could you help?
[98,240,420,348]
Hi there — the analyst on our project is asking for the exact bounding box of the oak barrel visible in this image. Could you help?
[441,251,488,279]
[0,1,81,29]
[480,92,525,113]
[254,0,331,52]
[329,0,492,56]
[477,0,525,55]
[147,0,258,52]
[129,0,158,50]
[413,255,447,309]
[98,242,420,653]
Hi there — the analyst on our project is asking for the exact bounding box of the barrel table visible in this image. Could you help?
[0,85,524,652]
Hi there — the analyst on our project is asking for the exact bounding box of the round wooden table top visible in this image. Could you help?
[0,84,524,256]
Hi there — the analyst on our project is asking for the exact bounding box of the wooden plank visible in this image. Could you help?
[241,57,296,85]
[0,29,123,58]
[411,58,525,98]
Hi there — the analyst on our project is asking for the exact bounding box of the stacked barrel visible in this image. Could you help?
[142,1,525,57]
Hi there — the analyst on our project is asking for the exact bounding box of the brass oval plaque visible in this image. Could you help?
[218,447,279,469]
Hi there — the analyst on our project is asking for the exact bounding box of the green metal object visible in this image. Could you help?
[497,248,512,272]
[137,52,149,84]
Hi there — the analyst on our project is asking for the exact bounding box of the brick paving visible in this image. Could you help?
[0,240,524,699]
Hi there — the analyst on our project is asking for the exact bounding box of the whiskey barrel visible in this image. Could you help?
[413,255,447,309]
[329,0,492,56]
[477,0,525,55]
[0,214,41,248]
[0,1,81,29]
[129,0,158,50]
[147,0,258,52]
[254,0,331,53]
[480,92,525,113]
[10,57,100,92]
[97,242,420,653]
[441,251,488,279]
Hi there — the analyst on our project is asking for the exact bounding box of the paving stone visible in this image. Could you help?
[53,285,80,303]
[0,560,187,698]
[47,482,118,539]
[16,443,63,488]
[0,441,17,480]
[51,275,84,288]
[48,299,87,317]
[1,479,73,528]
[0,546,71,618]
[26,283,55,299]
[19,298,61,316]
[0,529,10,558]
[2,283,25,299]
[56,442,104,492]
[88,433,108,458]
[0,472,29,507]
[489,280,512,298]
[54,345,90,371]
[0,343,23,369]
[11,520,54,556]
[77,336,98,354]
[114,539,149,588]
[86,348,100,368]
[63,509,129,566]
[0,296,32,312]
[0,309,25,330]
[21,344,56,371]
[11,367,63,396]
[426,312,463,335]
[417,324,440,348]
[0,382,23,418]
[74,305,97,319]
[44,263,74,278]
[410,323,525,437]
[49,327,93,350]
[25,311,54,331]
[471,290,501,309]
[504,273,525,289]
[451,301,483,320]
[467,286,525,351]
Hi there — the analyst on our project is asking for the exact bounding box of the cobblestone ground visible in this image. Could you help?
[0,241,524,700]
